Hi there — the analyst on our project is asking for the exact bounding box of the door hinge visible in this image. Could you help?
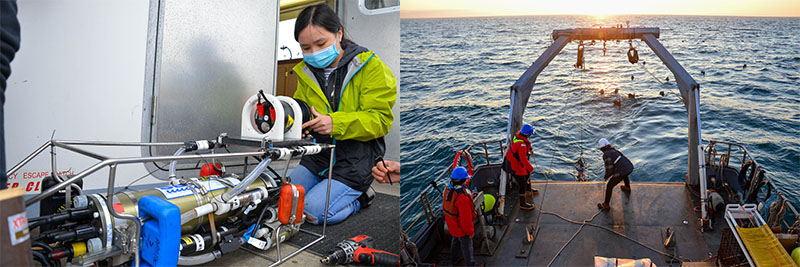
[150,95,157,125]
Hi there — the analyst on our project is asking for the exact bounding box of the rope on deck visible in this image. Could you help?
[541,210,692,265]
[545,209,602,267]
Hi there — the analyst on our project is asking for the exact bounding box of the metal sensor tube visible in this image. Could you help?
[222,158,271,202]
[168,147,187,181]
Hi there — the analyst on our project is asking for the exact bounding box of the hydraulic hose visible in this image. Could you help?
[32,250,52,267]
[169,140,219,181]
[168,147,187,180]
[222,158,271,202]
[28,207,94,229]
[177,250,221,265]
[179,187,267,225]
[31,241,59,267]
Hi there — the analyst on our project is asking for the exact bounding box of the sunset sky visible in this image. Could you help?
[401,0,800,18]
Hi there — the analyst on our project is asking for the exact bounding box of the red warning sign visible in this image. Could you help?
[6,169,75,194]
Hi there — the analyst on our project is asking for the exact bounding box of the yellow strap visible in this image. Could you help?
[736,225,798,267]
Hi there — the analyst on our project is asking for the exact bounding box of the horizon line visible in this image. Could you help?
[399,13,800,20]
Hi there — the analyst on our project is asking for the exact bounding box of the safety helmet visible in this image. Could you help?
[521,124,534,136]
[482,194,496,213]
[450,166,470,180]
[597,138,611,149]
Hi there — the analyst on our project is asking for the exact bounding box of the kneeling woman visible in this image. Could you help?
[290,3,396,225]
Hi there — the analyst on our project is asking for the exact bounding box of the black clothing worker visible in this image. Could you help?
[597,138,634,210]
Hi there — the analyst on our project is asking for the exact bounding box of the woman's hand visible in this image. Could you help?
[303,107,333,135]
[372,160,400,184]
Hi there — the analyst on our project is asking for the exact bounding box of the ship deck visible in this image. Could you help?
[480,181,713,266]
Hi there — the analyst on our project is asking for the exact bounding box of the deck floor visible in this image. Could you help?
[482,181,712,266]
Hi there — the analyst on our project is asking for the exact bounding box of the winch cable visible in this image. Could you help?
[638,60,685,104]
[577,63,589,182]
[545,209,602,267]
[543,60,598,267]
[640,60,665,84]
[541,39,689,266]
[528,61,577,251]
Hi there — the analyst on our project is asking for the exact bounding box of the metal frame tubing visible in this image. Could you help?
[106,164,142,267]
[247,147,335,267]
[15,138,334,267]
[7,140,184,177]
[641,33,705,224]
[7,140,52,176]
[501,35,570,218]
[25,147,269,205]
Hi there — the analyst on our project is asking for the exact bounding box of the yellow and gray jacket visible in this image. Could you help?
[293,44,396,192]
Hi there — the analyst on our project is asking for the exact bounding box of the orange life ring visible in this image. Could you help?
[452,150,474,176]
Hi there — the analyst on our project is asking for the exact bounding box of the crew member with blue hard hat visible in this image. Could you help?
[502,124,538,211]
[442,167,478,266]
[597,138,635,211]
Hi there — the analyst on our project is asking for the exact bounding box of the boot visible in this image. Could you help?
[520,195,534,210]
[358,186,376,208]
[620,185,631,193]
[525,191,533,204]
[528,181,539,195]
[304,212,318,224]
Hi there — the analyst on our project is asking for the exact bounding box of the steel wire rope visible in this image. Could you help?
[639,60,684,103]
[528,57,579,255]
[577,61,590,182]
[543,39,692,266]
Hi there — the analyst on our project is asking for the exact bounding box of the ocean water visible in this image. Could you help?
[400,16,800,236]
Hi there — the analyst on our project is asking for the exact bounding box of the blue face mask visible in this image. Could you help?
[303,37,340,69]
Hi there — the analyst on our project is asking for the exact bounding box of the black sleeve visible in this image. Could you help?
[602,150,616,180]
[0,0,20,189]
[0,0,21,100]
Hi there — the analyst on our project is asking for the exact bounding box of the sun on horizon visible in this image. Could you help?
[401,0,800,19]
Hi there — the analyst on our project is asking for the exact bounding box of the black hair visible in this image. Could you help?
[294,3,355,49]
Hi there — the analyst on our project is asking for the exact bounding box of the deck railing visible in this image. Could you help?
[704,139,799,232]
[403,139,800,237]
[401,139,505,235]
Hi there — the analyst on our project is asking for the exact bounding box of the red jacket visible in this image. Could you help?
[505,132,534,176]
[442,187,475,237]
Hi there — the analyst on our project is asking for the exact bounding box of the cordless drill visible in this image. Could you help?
[321,235,400,266]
